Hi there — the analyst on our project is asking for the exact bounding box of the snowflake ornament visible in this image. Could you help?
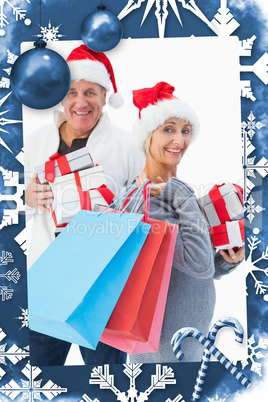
[0,285,13,301]
[89,364,177,402]
[14,226,30,255]
[0,326,29,366]
[0,166,24,230]
[0,267,20,283]
[205,395,229,402]
[241,111,267,202]
[0,49,19,88]
[0,91,22,153]
[245,195,265,224]
[15,306,29,329]
[239,34,268,101]
[118,0,216,38]
[0,250,14,265]
[0,0,31,37]
[80,395,100,402]
[241,334,268,377]
[245,228,268,300]
[0,362,68,401]
[36,19,65,41]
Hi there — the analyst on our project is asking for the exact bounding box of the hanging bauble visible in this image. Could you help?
[81,3,123,52]
[10,39,71,110]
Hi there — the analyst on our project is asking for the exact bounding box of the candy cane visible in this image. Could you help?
[171,327,251,389]
[191,317,244,401]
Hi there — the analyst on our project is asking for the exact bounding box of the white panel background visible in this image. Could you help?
[22,37,246,363]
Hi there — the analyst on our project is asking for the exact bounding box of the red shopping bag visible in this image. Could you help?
[100,221,178,353]
[100,182,178,352]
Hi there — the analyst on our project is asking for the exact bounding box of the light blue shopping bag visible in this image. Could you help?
[27,209,150,349]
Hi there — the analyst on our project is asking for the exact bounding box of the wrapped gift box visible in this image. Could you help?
[210,219,244,249]
[51,165,114,227]
[35,147,94,184]
[199,183,244,227]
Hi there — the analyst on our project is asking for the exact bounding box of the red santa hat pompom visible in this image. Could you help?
[132,81,200,151]
[66,45,123,108]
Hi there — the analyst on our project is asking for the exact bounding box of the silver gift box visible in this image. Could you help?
[199,183,244,227]
[35,147,94,184]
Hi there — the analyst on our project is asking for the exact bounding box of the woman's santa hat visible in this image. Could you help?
[133,81,200,151]
[66,45,123,109]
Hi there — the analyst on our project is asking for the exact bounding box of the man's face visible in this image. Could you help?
[62,80,106,138]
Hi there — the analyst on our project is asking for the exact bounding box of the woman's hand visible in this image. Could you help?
[136,171,166,197]
[219,245,245,264]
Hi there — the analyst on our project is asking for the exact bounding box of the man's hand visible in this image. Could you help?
[25,174,54,213]
[219,245,245,264]
[136,171,166,197]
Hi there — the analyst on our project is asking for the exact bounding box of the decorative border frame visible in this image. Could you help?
[0,0,267,400]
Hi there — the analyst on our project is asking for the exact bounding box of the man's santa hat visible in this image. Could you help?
[66,45,123,108]
[132,81,200,151]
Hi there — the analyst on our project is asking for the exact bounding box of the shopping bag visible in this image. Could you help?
[100,182,178,352]
[27,208,151,349]
[101,216,168,342]
[101,221,178,353]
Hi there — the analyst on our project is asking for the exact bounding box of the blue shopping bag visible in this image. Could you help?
[27,209,150,349]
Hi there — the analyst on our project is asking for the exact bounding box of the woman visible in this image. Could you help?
[128,81,245,363]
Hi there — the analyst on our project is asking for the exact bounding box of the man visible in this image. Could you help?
[25,45,144,366]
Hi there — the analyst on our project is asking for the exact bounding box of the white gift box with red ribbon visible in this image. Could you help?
[50,165,114,227]
[210,219,245,249]
[199,183,244,227]
[35,147,94,184]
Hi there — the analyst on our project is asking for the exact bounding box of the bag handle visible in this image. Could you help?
[97,180,152,218]
[98,186,138,216]
[143,181,153,223]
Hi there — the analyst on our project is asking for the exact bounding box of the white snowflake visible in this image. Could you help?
[14,226,30,255]
[15,306,29,329]
[209,0,240,36]
[0,0,31,37]
[0,250,14,265]
[0,362,68,401]
[36,19,65,42]
[0,285,13,301]
[239,35,257,57]
[0,166,25,230]
[239,35,268,101]
[80,395,100,402]
[0,91,22,153]
[15,146,24,165]
[245,195,265,223]
[241,111,267,200]
[205,395,229,401]
[88,363,178,402]
[244,228,268,300]
[0,49,19,88]
[241,334,268,377]
[0,326,29,365]
[0,267,20,283]
[118,0,217,38]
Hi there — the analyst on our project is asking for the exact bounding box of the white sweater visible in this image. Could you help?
[24,111,145,267]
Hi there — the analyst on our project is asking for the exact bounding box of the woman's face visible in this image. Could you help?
[149,117,192,167]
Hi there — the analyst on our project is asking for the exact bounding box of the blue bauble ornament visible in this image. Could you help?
[81,4,123,52]
[10,39,71,110]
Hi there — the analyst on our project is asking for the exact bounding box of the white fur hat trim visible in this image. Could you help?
[67,59,111,91]
[133,98,200,151]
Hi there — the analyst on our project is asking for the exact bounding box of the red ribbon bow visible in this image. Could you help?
[208,183,244,225]
[45,153,72,183]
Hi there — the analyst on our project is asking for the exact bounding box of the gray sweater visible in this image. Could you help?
[128,177,238,363]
